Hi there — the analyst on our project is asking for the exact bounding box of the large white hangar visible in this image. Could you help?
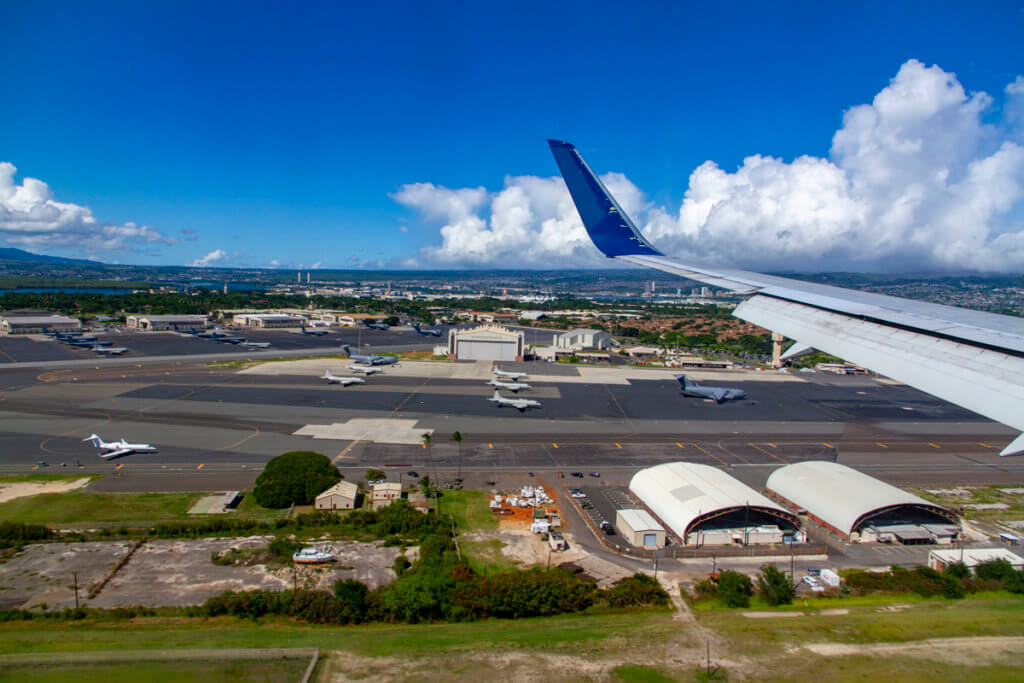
[447,325,524,361]
[765,461,960,544]
[629,462,802,546]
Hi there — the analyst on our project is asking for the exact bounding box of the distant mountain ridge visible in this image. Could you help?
[0,247,99,265]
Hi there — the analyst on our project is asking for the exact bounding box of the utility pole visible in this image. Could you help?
[73,571,79,609]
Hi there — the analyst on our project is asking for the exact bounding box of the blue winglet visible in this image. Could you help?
[548,139,662,258]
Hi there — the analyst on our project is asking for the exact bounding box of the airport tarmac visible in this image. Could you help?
[0,353,1021,491]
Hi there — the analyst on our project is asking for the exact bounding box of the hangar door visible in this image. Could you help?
[457,339,517,361]
[643,533,658,547]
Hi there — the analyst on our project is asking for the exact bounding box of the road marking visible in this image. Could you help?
[748,442,788,464]
[822,442,834,448]
[488,443,493,449]
[552,443,558,449]
[32,464,38,470]
[332,440,360,463]
[766,443,777,449]
[876,442,888,448]
[676,443,685,449]
[979,442,993,448]
[928,442,941,449]
[422,443,426,448]
[115,463,124,470]
[689,442,729,467]
[615,443,622,448]
[197,463,204,470]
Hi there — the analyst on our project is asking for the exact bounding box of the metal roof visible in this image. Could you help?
[629,462,793,539]
[616,508,664,533]
[316,480,358,499]
[766,461,956,536]
[1,315,79,325]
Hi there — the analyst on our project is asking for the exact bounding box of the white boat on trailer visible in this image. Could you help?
[292,547,335,564]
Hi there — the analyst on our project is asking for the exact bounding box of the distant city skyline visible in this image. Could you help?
[2,3,1022,271]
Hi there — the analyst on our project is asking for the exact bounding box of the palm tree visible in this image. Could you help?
[451,431,463,483]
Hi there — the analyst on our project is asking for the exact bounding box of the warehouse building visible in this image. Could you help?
[556,328,615,351]
[629,462,801,546]
[447,325,524,361]
[232,313,306,328]
[766,461,960,544]
[0,312,81,335]
[126,314,208,331]
[615,509,667,548]
[928,547,1024,572]
[314,480,358,510]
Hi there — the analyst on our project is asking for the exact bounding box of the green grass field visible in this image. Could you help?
[0,491,203,526]
[439,489,497,531]
[0,474,101,484]
[0,658,309,683]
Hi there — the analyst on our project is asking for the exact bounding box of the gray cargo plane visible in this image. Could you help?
[675,374,746,403]
[321,370,366,386]
[412,323,442,337]
[341,345,398,365]
[489,390,541,412]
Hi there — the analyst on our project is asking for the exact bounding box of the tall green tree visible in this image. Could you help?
[253,451,340,508]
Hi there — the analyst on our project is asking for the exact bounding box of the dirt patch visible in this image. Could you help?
[804,636,1024,665]
[0,541,133,610]
[0,477,91,503]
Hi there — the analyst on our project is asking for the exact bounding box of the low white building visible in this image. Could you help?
[448,325,524,361]
[372,482,403,509]
[232,313,306,328]
[556,328,615,351]
[615,509,667,548]
[1,313,81,334]
[127,314,208,331]
[928,547,1024,572]
[315,480,358,510]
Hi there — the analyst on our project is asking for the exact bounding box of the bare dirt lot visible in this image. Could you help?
[0,541,133,610]
[0,477,91,503]
[88,537,404,607]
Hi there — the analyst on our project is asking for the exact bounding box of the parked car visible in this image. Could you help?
[588,472,601,478]
[571,472,584,478]
[406,471,419,477]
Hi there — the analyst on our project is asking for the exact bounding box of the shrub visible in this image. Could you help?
[757,564,794,606]
[942,575,965,599]
[716,571,753,608]
[604,573,670,608]
[975,559,1017,583]
[392,555,411,576]
[942,562,969,580]
[268,538,302,563]
[253,451,341,508]
[0,521,52,549]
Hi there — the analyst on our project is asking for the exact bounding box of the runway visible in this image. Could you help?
[0,355,1020,490]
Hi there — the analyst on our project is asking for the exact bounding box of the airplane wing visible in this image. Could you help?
[99,448,134,459]
[549,139,1024,455]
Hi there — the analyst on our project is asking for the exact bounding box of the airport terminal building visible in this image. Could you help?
[766,461,960,544]
[630,462,801,546]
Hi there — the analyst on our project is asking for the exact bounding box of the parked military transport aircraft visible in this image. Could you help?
[675,374,746,403]
[302,326,328,336]
[92,346,128,355]
[216,336,247,344]
[487,378,532,393]
[489,390,541,412]
[412,323,442,337]
[83,434,158,459]
[361,319,390,330]
[321,370,366,386]
[341,345,398,365]
[348,363,383,375]
[548,139,1024,456]
[493,366,528,380]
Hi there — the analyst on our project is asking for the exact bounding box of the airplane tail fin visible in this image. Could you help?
[341,345,351,356]
[492,390,501,400]
[674,373,688,388]
[82,434,101,446]
[547,140,662,259]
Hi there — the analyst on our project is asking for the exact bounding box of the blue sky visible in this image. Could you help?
[1,1,1023,270]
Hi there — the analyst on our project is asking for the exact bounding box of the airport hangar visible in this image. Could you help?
[765,461,960,544]
[629,462,802,546]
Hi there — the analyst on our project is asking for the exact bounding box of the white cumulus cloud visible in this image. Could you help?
[0,163,176,253]
[396,60,1024,271]
[191,249,227,267]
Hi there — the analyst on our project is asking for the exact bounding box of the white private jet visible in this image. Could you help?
[487,378,532,393]
[243,341,271,348]
[489,390,541,412]
[91,346,128,355]
[493,366,528,380]
[348,363,383,375]
[83,434,157,459]
[321,370,366,386]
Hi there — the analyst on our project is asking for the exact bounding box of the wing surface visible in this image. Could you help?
[549,139,1024,455]
[99,448,133,459]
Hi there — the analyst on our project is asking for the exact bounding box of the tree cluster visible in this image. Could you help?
[253,451,341,508]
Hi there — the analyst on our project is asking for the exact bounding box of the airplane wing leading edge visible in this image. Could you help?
[548,139,1024,455]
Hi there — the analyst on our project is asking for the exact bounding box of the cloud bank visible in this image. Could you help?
[0,163,176,253]
[395,60,1024,271]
